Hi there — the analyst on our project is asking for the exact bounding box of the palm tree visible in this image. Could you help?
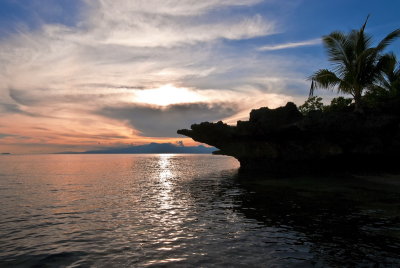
[310,16,400,112]
[376,53,400,96]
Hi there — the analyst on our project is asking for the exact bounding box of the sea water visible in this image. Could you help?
[0,154,399,267]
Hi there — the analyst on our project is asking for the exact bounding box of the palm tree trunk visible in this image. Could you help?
[354,90,363,113]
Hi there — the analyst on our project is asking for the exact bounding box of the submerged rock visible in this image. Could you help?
[177,102,400,175]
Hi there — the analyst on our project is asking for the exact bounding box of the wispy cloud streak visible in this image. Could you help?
[259,38,321,51]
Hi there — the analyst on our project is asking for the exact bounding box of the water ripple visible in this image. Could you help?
[0,154,399,267]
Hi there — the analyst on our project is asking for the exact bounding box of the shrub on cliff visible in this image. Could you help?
[325,97,353,112]
[298,96,324,115]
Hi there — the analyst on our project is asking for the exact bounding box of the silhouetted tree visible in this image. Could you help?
[376,53,400,96]
[298,96,324,115]
[310,16,400,112]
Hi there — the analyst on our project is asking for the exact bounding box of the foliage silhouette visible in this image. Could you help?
[375,53,400,97]
[310,16,400,112]
[298,96,324,115]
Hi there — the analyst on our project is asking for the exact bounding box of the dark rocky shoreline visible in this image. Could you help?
[178,101,400,176]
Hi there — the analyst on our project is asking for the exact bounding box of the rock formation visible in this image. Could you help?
[178,101,400,175]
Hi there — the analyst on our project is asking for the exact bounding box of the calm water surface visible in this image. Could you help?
[0,154,399,267]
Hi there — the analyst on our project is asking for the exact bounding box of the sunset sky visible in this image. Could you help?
[0,0,399,154]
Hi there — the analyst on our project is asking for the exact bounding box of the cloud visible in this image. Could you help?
[77,0,275,48]
[0,101,37,117]
[259,38,321,51]
[0,133,13,139]
[0,0,316,153]
[85,0,264,17]
[0,1,284,110]
[99,102,239,137]
[0,132,31,140]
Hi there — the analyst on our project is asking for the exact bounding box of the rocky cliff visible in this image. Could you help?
[178,102,400,175]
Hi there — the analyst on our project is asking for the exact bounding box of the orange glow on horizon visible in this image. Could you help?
[0,112,204,154]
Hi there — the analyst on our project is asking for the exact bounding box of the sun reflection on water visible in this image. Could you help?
[156,154,177,214]
[158,154,174,182]
[153,154,193,263]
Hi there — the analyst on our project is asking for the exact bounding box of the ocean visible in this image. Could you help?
[0,154,399,267]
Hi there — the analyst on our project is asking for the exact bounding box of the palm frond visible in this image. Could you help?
[376,28,400,51]
[360,14,370,33]
[311,69,342,90]
[355,31,373,57]
[377,53,400,94]
[338,80,354,96]
[323,32,351,68]
[377,53,396,75]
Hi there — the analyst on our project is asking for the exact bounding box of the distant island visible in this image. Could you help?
[178,19,400,175]
[1,153,11,155]
[59,142,215,154]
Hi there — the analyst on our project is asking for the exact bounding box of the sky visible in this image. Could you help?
[0,0,399,154]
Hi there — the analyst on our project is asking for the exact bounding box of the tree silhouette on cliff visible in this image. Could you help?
[310,16,400,112]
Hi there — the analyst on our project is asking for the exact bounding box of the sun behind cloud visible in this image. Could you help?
[133,84,207,106]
